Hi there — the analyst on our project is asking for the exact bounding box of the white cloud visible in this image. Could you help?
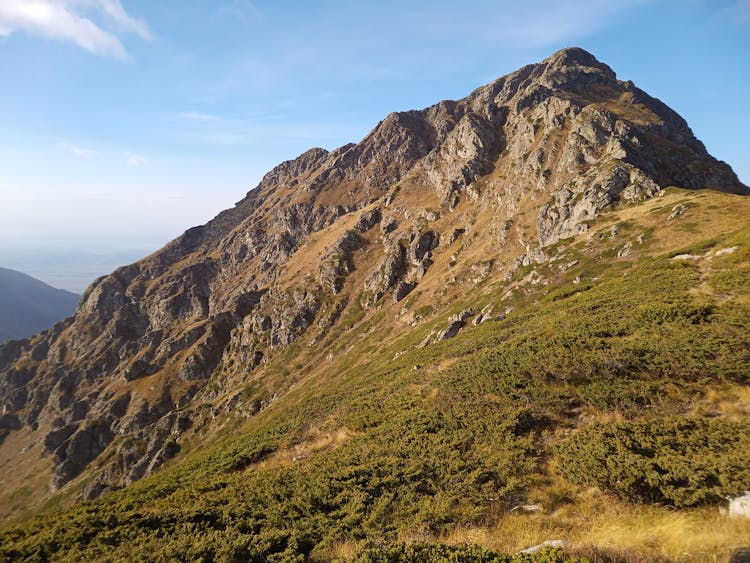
[94,0,151,40]
[58,142,97,158]
[0,0,150,59]
[125,151,147,167]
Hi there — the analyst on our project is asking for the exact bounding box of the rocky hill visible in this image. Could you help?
[0,268,78,343]
[1,48,748,561]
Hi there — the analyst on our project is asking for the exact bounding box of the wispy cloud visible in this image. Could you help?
[505,0,656,46]
[179,111,222,122]
[412,0,656,49]
[186,123,345,146]
[176,103,350,145]
[0,0,150,60]
[94,0,151,40]
[125,151,147,166]
[214,0,263,24]
[58,142,97,158]
[728,0,750,23]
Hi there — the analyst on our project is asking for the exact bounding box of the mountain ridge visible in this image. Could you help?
[0,46,747,521]
[0,267,79,343]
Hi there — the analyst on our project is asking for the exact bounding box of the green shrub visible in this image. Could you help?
[637,302,714,325]
[558,417,750,506]
[711,265,750,293]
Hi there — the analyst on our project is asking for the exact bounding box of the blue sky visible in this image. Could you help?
[0,0,748,267]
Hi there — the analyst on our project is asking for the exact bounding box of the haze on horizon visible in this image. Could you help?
[1,0,748,291]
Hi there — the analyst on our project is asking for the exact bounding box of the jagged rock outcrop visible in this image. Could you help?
[365,242,407,303]
[318,230,367,294]
[0,47,746,498]
[439,309,475,340]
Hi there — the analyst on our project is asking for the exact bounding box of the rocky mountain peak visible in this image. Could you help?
[542,46,617,81]
[499,46,618,98]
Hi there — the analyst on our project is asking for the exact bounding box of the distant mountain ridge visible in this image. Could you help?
[0,268,79,343]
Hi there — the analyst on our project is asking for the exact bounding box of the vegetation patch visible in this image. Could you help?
[712,264,750,294]
[558,417,750,506]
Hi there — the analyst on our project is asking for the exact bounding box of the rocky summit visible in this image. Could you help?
[1,48,749,561]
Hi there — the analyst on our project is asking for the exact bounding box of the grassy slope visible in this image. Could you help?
[1,188,749,562]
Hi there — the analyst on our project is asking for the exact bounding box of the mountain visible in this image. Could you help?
[1,48,749,561]
[0,268,79,343]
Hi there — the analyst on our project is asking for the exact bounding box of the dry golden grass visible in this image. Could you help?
[575,506,750,561]
[694,385,750,421]
[439,481,750,561]
[309,539,361,562]
[254,424,354,470]
[0,427,54,521]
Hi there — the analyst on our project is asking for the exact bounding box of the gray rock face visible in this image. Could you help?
[51,422,114,490]
[365,242,407,303]
[318,231,366,294]
[423,112,502,205]
[0,47,746,498]
[355,209,382,233]
[393,281,416,302]
[472,304,495,325]
[439,309,475,340]
[537,164,661,247]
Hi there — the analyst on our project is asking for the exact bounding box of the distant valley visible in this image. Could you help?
[0,248,154,294]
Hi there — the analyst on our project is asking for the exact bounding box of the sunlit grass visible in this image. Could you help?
[442,485,750,561]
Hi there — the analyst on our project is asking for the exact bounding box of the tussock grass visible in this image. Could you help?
[445,487,750,561]
[575,507,750,561]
